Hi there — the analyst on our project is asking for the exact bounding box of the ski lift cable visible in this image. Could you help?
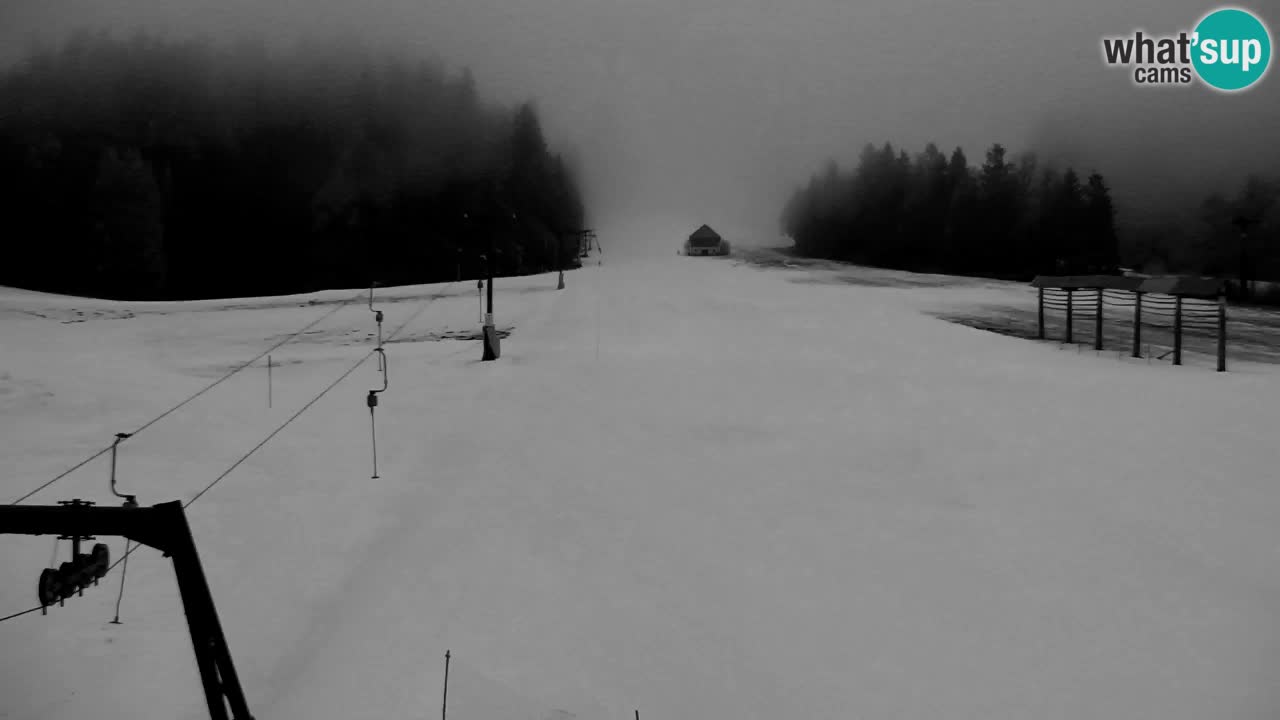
[127,287,369,439]
[184,345,379,508]
[2,281,463,626]
[184,279,460,508]
[2,538,143,626]
[0,605,43,624]
[7,287,368,506]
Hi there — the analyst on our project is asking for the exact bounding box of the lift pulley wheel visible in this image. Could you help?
[38,568,61,606]
[57,562,77,599]
[91,543,110,579]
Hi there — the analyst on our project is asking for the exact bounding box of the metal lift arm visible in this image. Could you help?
[0,500,254,720]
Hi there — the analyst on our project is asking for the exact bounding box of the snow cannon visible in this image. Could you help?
[482,324,501,361]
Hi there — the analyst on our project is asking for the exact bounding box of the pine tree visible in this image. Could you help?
[1083,172,1119,273]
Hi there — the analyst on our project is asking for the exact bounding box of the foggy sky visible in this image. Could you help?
[3,0,1279,248]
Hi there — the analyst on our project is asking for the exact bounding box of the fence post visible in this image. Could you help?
[1094,288,1103,351]
[1173,296,1183,366]
[1132,291,1143,358]
[1217,292,1227,372]
[1065,290,1074,345]
[1037,287,1045,339]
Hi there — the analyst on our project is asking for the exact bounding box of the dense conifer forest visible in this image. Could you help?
[0,33,586,300]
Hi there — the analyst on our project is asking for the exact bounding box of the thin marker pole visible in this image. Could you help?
[267,355,273,409]
[443,650,451,720]
[595,267,602,362]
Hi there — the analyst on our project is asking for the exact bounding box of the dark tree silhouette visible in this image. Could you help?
[781,141,1120,280]
[0,33,587,300]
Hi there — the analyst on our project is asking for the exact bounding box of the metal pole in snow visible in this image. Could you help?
[443,650,451,720]
[1094,288,1103,351]
[1037,287,1044,339]
[1173,296,1183,366]
[1132,292,1143,358]
[1065,290,1074,345]
[557,233,567,290]
[369,408,379,479]
[1217,293,1228,372]
[595,268,602,362]
[487,243,495,323]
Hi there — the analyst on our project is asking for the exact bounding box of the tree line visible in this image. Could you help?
[1126,175,1280,300]
[0,32,586,300]
[780,142,1120,279]
[781,141,1280,299]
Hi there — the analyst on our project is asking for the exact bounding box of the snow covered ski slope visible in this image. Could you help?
[4,234,1280,720]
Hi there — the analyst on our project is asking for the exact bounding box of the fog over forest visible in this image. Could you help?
[3,0,1278,251]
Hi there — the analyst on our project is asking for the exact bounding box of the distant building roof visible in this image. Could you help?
[689,224,721,241]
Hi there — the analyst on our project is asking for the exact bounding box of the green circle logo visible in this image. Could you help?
[1192,7,1272,91]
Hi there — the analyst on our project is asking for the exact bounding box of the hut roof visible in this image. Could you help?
[689,224,721,241]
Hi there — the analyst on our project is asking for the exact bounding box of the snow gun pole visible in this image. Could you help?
[482,235,500,360]
[487,226,495,321]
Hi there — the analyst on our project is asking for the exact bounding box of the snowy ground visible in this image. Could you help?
[4,232,1280,720]
[736,246,1280,367]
